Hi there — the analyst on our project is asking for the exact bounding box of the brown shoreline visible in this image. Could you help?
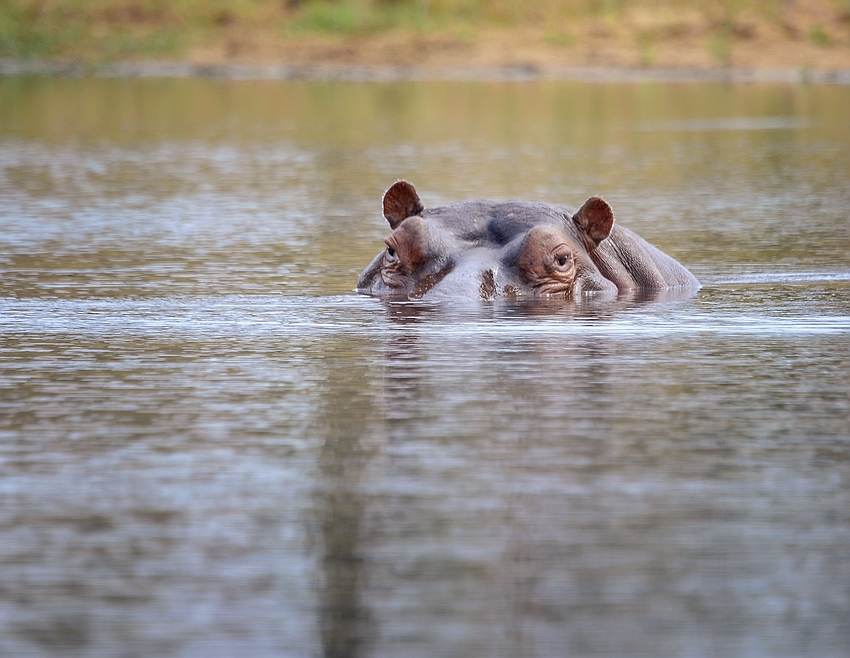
[2,59,850,84]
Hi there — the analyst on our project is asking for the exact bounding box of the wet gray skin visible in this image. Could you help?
[357,181,700,301]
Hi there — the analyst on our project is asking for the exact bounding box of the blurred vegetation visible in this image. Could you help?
[0,0,848,63]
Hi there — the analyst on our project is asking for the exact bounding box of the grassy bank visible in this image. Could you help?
[1,0,849,70]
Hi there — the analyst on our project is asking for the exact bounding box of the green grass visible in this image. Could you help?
[0,0,842,62]
[708,31,731,63]
[637,30,656,66]
[293,1,359,33]
[101,29,180,60]
[0,3,78,58]
[0,0,263,59]
[286,0,431,34]
[808,23,831,48]
[545,30,577,47]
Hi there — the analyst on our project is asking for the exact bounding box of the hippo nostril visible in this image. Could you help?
[479,269,497,300]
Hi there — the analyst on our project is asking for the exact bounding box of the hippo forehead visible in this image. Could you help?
[422,199,578,246]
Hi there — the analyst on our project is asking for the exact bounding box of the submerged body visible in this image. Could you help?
[357,181,699,300]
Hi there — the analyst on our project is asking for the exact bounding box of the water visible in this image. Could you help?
[1,77,849,657]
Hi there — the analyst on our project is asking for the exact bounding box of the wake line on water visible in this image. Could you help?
[2,285,849,340]
[2,310,847,339]
[431,318,850,338]
[706,271,850,286]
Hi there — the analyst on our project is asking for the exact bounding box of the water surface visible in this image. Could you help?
[1,77,849,657]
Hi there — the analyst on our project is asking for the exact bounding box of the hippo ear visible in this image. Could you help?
[572,197,614,248]
[383,181,425,229]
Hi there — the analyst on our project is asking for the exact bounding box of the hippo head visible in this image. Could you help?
[357,181,619,300]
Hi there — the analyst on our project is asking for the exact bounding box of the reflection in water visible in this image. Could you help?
[0,77,849,656]
[362,296,850,656]
[379,303,621,655]
[0,289,848,656]
[316,339,380,658]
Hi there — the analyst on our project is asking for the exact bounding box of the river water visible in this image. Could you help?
[1,77,849,657]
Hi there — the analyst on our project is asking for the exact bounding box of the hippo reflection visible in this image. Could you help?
[357,181,699,300]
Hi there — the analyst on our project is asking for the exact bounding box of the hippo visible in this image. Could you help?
[357,181,699,300]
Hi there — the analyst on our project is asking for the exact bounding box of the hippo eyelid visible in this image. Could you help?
[383,237,399,261]
[551,245,573,269]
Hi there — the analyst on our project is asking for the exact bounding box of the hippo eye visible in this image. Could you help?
[383,233,408,267]
[555,252,572,269]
